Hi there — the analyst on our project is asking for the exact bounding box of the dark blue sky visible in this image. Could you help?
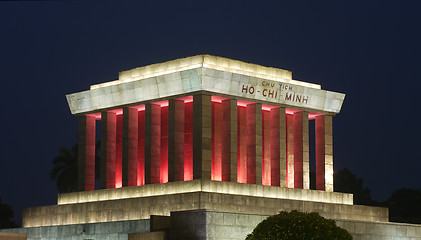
[1,0,420,225]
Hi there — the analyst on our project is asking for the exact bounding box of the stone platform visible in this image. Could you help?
[1,180,420,239]
[22,180,388,228]
[3,209,421,240]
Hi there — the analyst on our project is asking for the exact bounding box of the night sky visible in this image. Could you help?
[1,1,420,226]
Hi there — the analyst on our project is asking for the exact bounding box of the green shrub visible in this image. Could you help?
[246,210,352,240]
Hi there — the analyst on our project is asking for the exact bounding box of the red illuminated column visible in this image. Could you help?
[145,103,161,184]
[286,114,294,188]
[237,104,247,183]
[293,111,309,189]
[78,114,96,191]
[184,101,193,181]
[316,115,333,191]
[116,114,123,188]
[100,111,117,189]
[279,108,287,187]
[123,107,138,187]
[229,100,237,183]
[168,99,185,182]
[161,105,169,183]
[193,94,212,180]
[138,110,145,185]
[211,100,222,181]
[262,107,281,187]
[211,99,232,182]
[262,109,271,185]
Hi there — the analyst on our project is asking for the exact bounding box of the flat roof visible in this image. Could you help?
[90,54,321,90]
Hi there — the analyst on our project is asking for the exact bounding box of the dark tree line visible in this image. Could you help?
[333,168,421,224]
[0,198,18,229]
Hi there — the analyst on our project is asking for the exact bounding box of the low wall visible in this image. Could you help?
[170,209,421,240]
[1,219,149,240]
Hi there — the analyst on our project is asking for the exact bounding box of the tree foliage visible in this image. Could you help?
[50,145,78,193]
[245,210,352,240]
[0,198,18,229]
[50,142,101,193]
[50,141,101,193]
[385,188,421,224]
[334,168,375,205]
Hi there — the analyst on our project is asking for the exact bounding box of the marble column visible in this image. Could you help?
[100,111,117,189]
[122,107,138,187]
[229,99,238,183]
[145,103,161,184]
[78,114,96,191]
[279,108,287,188]
[168,99,185,182]
[316,115,333,192]
[193,94,212,180]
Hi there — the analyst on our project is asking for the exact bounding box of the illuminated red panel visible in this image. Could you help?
[115,114,123,188]
[315,115,325,190]
[246,104,256,184]
[221,100,231,181]
[262,109,271,186]
[211,96,231,182]
[211,101,222,181]
[88,112,101,120]
[137,109,145,186]
[270,108,280,186]
[102,111,116,189]
[293,112,303,189]
[237,100,249,107]
[178,95,193,103]
[155,100,169,107]
[262,105,281,186]
[109,108,123,115]
[184,101,193,181]
[149,104,161,184]
[211,95,228,103]
[308,112,323,120]
[286,114,294,188]
[160,105,169,183]
[237,105,247,183]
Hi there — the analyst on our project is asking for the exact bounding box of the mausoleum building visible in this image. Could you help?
[2,55,421,240]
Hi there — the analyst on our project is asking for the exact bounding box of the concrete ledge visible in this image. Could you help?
[57,179,353,205]
[129,232,166,240]
[24,192,382,227]
[1,219,149,240]
[0,232,27,240]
